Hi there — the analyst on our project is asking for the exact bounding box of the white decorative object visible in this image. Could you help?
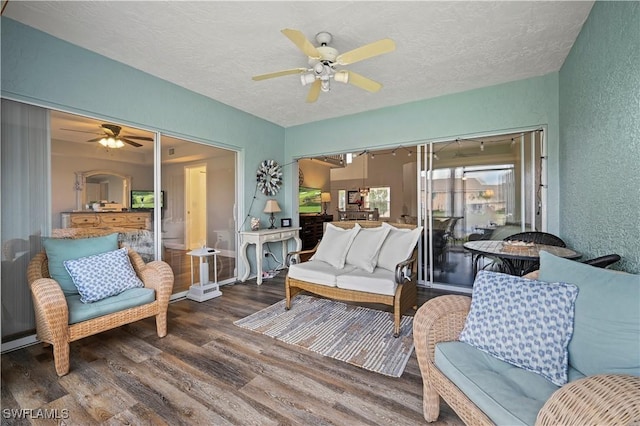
[250,217,260,231]
[186,247,221,302]
[256,159,282,196]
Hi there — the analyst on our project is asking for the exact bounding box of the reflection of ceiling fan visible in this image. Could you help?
[252,29,395,103]
[62,123,153,148]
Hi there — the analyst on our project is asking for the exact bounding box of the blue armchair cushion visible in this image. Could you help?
[63,247,144,303]
[66,287,155,324]
[539,251,640,377]
[43,233,119,296]
[459,271,578,386]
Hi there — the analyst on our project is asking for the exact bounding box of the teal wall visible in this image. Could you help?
[3,1,638,274]
[286,73,562,234]
[559,1,640,273]
[1,17,285,232]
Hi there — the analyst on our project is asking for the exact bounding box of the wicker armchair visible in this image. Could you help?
[27,249,174,376]
[413,295,640,425]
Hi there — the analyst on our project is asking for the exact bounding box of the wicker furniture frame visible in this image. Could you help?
[413,295,640,425]
[285,221,418,337]
[27,248,174,376]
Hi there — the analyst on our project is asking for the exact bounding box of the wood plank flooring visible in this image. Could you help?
[1,274,464,425]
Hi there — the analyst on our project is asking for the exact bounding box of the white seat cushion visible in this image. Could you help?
[336,267,397,296]
[288,260,355,287]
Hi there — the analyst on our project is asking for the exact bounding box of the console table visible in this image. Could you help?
[239,228,301,285]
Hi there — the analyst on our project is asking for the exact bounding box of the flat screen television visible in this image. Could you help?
[299,186,322,214]
[130,190,164,209]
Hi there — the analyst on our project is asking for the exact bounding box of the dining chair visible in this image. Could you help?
[582,254,621,268]
[501,231,567,275]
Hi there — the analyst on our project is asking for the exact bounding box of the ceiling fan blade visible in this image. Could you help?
[121,138,143,148]
[86,137,104,142]
[281,28,321,59]
[121,134,154,141]
[336,38,396,65]
[343,71,383,93]
[252,68,308,81]
[306,80,321,103]
[101,124,119,137]
[60,127,103,135]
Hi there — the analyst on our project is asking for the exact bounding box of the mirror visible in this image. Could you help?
[75,170,131,210]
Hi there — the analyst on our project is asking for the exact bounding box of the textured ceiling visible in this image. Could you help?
[4,1,594,128]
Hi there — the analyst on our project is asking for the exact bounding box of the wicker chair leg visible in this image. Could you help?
[53,343,70,377]
[393,311,401,337]
[423,380,441,422]
[156,312,167,337]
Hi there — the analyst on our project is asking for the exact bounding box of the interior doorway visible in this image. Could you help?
[185,164,207,250]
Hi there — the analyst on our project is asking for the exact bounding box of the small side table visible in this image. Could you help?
[186,247,222,302]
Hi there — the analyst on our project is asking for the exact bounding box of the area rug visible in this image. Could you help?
[233,295,414,377]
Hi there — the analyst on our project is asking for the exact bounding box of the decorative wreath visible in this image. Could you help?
[256,159,282,196]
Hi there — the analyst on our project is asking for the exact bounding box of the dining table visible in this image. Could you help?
[463,240,581,277]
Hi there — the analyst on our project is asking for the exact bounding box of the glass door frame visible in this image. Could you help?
[417,127,547,293]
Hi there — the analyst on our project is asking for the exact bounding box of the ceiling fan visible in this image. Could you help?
[61,123,153,148]
[252,29,396,103]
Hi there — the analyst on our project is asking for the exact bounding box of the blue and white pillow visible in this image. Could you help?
[63,247,144,303]
[459,270,578,386]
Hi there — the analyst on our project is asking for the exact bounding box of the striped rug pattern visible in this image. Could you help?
[234,295,414,377]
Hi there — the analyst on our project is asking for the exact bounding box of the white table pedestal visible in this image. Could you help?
[186,247,222,302]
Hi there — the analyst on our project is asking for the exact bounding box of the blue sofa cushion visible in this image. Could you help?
[66,287,156,324]
[459,271,578,385]
[539,251,640,377]
[435,341,564,426]
[63,247,144,303]
[43,233,119,296]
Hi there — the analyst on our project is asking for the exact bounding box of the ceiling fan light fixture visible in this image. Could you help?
[99,137,125,149]
[334,70,349,84]
[300,73,316,86]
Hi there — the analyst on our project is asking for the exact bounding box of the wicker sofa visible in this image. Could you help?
[414,251,640,425]
[27,234,174,376]
[285,221,421,336]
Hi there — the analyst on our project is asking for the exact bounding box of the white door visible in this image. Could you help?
[185,164,207,249]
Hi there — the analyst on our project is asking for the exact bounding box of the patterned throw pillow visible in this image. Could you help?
[63,247,144,303]
[459,270,578,386]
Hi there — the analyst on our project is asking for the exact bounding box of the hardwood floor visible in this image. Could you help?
[1,275,464,425]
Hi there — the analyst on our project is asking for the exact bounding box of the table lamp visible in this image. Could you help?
[263,199,281,229]
[321,192,331,215]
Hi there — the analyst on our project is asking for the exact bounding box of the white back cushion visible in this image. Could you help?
[311,223,360,269]
[345,226,391,272]
[377,223,423,271]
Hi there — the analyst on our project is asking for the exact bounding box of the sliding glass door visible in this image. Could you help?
[1,102,239,348]
[160,135,237,296]
[419,130,546,292]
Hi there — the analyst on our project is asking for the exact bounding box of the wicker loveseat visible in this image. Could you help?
[414,251,640,425]
[27,234,174,376]
[286,221,421,336]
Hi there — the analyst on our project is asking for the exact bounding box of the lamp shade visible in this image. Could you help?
[263,199,281,213]
[321,192,331,202]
